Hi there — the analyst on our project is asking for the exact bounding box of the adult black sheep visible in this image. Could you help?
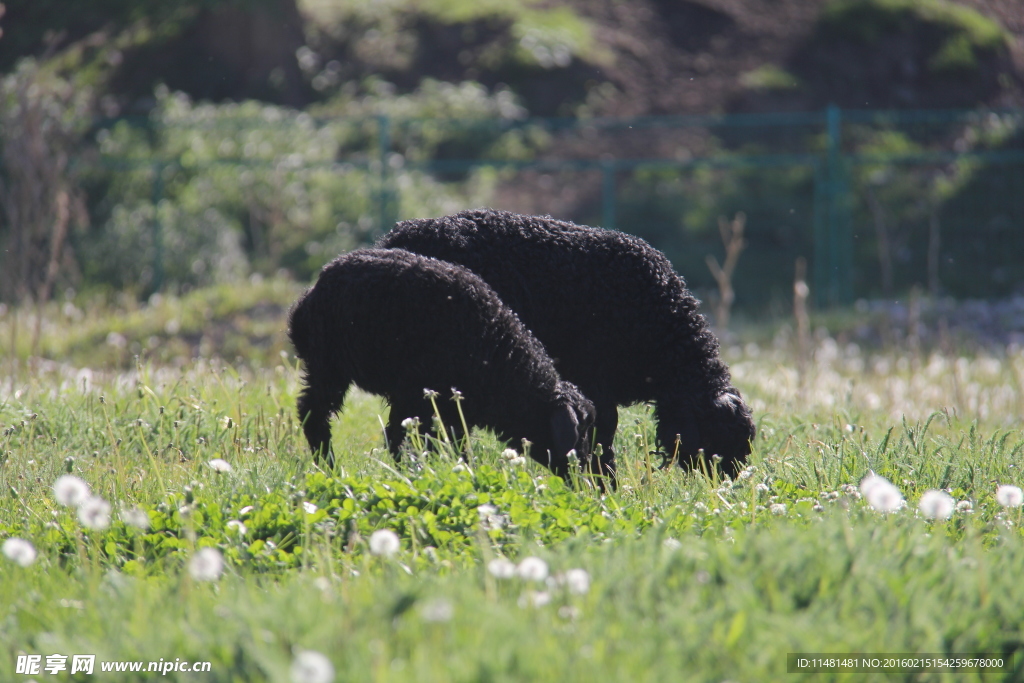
[288,247,596,482]
[378,209,755,480]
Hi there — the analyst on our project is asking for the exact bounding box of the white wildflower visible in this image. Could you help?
[189,547,224,581]
[770,503,787,516]
[208,458,232,473]
[239,505,254,516]
[563,568,591,595]
[956,500,973,513]
[663,537,682,550]
[516,556,548,582]
[860,473,903,513]
[918,490,955,520]
[2,538,37,567]
[501,448,519,460]
[290,649,334,683]
[368,529,400,557]
[53,475,90,508]
[78,496,112,530]
[302,501,318,514]
[487,557,516,579]
[996,485,1024,508]
[120,506,150,530]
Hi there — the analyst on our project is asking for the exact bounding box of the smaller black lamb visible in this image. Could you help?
[379,209,756,479]
[287,248,596,482]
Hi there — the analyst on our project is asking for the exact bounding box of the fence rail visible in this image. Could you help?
[69,105,1024,308]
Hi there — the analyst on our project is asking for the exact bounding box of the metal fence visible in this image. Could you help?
[89,105,1024,309]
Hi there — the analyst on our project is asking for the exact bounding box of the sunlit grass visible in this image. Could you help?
[1,289,1023,681]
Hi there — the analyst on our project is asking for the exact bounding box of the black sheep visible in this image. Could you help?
[287,247,596,481]
[378,209,755,479]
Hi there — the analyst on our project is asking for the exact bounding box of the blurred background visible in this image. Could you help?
[1,0,1023,363]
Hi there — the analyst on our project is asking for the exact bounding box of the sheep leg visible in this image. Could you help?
[297,377,347,468]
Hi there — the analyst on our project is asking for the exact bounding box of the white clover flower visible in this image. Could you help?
[78,496,112,530]
[918,490,955,520]
[53,475,90,508]
[770,503,787,516]
[120,506,150,530]
[516,556,549,582]
[400,417,419,430]
[368,529,400,557]
[563,568,591,595]
[509,456,527,467]
[226,520,248,536]
[501,448,519,460]
[662,537,682,550]
[420,598,454,623]
[477,504,498,518]
[302,501,318,514]
[452,463,466,473]
[860,473,903,513]
[239,505,254,516]
[2,537,37,567]
[487,557,516,579]
[189,547,224,582]
[290,649,335,683]
[996,485,1024,508]
[956,500,973,513]
[755,483,769,494]
[208,458,232,473]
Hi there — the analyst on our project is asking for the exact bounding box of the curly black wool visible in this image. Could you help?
[379,209,755,478]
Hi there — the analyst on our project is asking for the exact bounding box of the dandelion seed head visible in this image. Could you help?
[996,485,1024,508]
[226,520,248,536]
[53,475,90,508]
[368,529,400,557]
[420,598,454,623]
[563,568,590,595]
[290,649,335,683]
[78,496,112,530]
[860,473,904,513]
[488,557,516,579]
[516,556,548,582]
[918,490,955,520]
[2,538,37,567]
[189,547,224,582]
[208,458,232,473]
[120,506,150,530]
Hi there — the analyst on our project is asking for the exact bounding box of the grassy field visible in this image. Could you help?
[2,289,1024,682]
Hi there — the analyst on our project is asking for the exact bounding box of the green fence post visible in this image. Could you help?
[150,161,164,295]
[820,103,853,305]
[602,160,617,231]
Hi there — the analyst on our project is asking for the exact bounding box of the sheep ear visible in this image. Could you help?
[550,404,581,457]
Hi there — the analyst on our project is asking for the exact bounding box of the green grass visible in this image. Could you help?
[2,291,1024,681]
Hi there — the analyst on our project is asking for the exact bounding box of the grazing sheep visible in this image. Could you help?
[287,247,596,482]
[378,209,755,478]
